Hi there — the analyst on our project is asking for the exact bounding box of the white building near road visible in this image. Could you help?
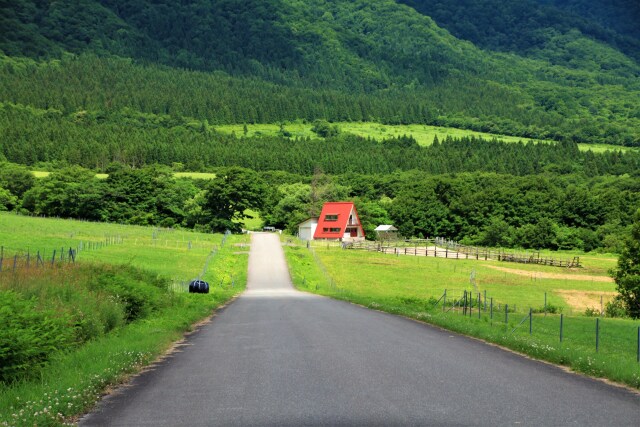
[297,217,319,241]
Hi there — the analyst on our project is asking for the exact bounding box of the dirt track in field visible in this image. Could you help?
[554,290,617,311]
[486,265,614,283]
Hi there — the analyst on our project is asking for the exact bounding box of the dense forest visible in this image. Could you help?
[400,0,640,62]
[2,100,640,175]
[1,1,640,145]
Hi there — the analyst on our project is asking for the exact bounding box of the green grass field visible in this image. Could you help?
[0,213,248,286]
[0,213,249,425]
[284,241,640,388]
[302,242,616,313]
[215,122,637,153]
[31,171,212,180]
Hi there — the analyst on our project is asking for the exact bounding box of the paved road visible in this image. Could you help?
[80,233,640,426]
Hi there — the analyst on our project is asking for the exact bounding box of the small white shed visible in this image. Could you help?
[375,224,398,241]
[298,217,319,241]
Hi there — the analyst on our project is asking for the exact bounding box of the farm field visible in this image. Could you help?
[284,241,640,388]
[215,122,637,153]
[302,242,617,314]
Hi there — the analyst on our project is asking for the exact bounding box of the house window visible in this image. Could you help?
[325,214,338,222]
[329,228,341,233]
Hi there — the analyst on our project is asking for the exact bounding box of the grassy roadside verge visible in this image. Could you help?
[0,289,239,426]
[283,242,640,390]
[0,215,249,426]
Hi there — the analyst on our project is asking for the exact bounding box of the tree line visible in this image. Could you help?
[2,102,640,174]
[1,161,638,254]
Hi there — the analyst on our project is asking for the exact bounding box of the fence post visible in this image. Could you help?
[443,289,447,312]
[637,327,639,363]
[478,294,481,319]
[505,304,509,326]
[544,292,547,316]
[529,308,532,335]
[464,290,468,316]
[560,314,564,342]
[484,290,487,311]
[596,318,600,353]
[13,255,17,272]
[51,250,56,267]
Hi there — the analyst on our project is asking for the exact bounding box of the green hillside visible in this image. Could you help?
[0,0,639,145]
[400,0,640,63]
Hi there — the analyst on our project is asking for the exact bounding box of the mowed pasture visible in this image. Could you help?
[307,243,617,314]
[216,122,638,153]
[285,241,640,388]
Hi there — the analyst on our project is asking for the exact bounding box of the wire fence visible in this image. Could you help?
[0,236,124,273]
[169,230,238,293]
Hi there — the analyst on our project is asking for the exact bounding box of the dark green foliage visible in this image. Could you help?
[0,291,75,383]
[2,101,639,174]
[610,210,640,318]
[0,162,35,198]
[400,0,640,62]
[0,265,174,384]
[1,0,640,145]
[89,266,169,322]
[200,167,267,232]
[311,120,340,138]
[385,172,640,251]
[21,166,105,220]
[605,295,628,318]
[0,186,17,211]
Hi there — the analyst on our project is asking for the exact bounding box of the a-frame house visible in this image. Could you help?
[313,202,365,241]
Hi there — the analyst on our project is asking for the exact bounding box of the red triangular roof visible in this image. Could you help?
[313,202,365,239]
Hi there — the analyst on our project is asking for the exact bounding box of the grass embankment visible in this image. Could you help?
[284,241,640,389]
[0,213,248,426]
[216,122,637,153]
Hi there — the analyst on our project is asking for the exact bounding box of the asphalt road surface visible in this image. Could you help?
[80,233,640,426]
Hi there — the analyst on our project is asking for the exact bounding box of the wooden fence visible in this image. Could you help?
[346,238,580,268]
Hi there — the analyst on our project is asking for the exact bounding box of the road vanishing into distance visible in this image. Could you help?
[80,233,640,426]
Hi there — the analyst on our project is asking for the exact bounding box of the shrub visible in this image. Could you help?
[584,307,601,317]
[605,295,627,318]
[532,304,562,314]
[0,291,75,383]
[92,267,168,322]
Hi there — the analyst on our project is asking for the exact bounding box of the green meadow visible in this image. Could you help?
[284,241,640,388]
[0,213,248,426]
[215,122,637,153]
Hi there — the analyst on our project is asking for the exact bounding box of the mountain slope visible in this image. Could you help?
[399,0,640,62]
[0,0,639,146]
